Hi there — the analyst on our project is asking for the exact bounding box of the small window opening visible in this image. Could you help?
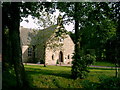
[52,54,54,60]
[68,55,70,59]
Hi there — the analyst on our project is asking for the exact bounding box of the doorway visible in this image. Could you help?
[59,51,63,62]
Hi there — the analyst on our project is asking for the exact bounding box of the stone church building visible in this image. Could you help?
[20,15,75,65]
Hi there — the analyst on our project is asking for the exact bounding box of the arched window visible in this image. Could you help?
[52,54,54,60]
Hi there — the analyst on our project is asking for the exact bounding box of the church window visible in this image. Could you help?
[28,47,32,56]
[52,54,54,60]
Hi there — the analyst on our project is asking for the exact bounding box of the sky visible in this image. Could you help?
[20,9,74,32]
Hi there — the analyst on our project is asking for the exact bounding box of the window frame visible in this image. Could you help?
[28,47,32,57]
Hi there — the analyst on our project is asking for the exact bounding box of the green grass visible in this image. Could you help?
[93,61,115,67]
[24,65,117,88]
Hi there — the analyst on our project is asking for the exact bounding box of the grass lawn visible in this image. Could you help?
[93,61,115,67]
[24,65,117,88]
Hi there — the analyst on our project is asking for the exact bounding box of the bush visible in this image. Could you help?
[71,52,94,79]
[56,59,59,64]
[82,54,96,66]
[81,80,99,89]
[98,77,120,89]
[2,69,17,89]
[27,58,38,63]
[39,59,44,64]
[82,77,120,89]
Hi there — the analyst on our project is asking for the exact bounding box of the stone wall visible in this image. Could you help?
[22,45,29,62]
[22,45,34,62]
[45,34,74,65]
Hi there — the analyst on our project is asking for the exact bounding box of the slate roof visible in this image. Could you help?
[34,25,58,45]
[20,27,29,45]
[20,25,58,45]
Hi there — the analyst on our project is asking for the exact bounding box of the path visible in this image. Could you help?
[23,63,120,69]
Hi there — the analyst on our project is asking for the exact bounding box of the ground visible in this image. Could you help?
[24,63,118,88]
[2,61,120,89]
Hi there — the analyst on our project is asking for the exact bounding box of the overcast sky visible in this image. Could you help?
[20,9,74,32]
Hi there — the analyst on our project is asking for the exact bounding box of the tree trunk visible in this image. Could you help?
[9,2,29,88]
[2,3,12,71]
[43,45,46,67]
[74,4,80,55]
[71,2,81,79]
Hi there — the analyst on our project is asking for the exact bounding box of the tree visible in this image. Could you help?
[2,2,29,88]
[80,3,116,62]
[77,2,119,77]
[2,2,53,88]
[57,2,119,79]
[110,2,120,77]
[57,2,94,79]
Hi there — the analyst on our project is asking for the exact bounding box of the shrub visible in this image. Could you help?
[27,58,38,63]
[72,51,95,79]
[81,77,120,89]
[98,77,120,89]
[2,69,17,89]
[82,54,96,66]
[39,59,44,64]
[56,59,59,64]
[81,80,99,89]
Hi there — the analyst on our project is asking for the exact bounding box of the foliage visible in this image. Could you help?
[57,2,117,79]
[68,31,75,43]
[80,2,117,61]
[2,67,34,90]
[57,2,93,79]
[2,2,120,88]
[37,9,56,29]
[98,77,120,89]
[72,50,96,79]
[82,54,96,66]
[2,2,54,88]
[56,59,59,64]
[2,69,17,89]
[27,58,38,63]
[81,77,120,89]
[62,2,118,64]
[81,80,99,89]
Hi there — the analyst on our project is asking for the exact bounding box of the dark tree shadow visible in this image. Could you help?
[89,67,120,70]
[25,67,71,79]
